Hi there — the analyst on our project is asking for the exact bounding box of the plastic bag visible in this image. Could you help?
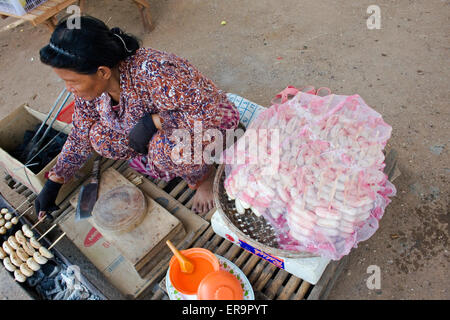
[222,90,396,260]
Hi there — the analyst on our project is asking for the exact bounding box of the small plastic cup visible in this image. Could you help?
[169,248,220,295]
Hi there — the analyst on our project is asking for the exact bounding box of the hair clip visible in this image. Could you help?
[113,33,133,53]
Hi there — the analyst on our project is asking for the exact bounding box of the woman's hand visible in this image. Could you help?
[35,177,63,220]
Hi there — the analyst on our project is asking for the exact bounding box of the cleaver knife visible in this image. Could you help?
[75,156,101,221]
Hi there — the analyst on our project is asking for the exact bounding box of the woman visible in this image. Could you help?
[35,16,239,218]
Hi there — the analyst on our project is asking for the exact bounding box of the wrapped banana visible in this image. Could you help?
[26,257,40,271]
[0,227,7,235]
[39,246,54,259]
[4,213,12,221]
[4,221,13,230]
[14,269,26,283]
[11,217,19,225]
[20,263,34,277]
[29,237,41,250]
[3,257,16,272]
[22,225,34,238]
[21,241,36,256]
[2,241,13,255]
[8,236,20,250]
[15,231,27,246]
[16,248,29,262]
[234,198,245,214]
[33,252,47,265]
[0,247,6,260]
[9,252,22,268]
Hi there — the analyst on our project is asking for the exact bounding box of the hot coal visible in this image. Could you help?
[30,257,101,300]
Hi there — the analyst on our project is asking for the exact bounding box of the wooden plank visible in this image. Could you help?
[264,269,289,299]
[233,250,251,269]
[253,263,277,292]
[169,180,187,198]
[215,238,233,256]
[317,255,348,300]
[205,234,224,252]
[223,244,242,261]
[134,226,186,279]
[293,281,311,300]
[276,276,301,300]
[192,226,216,248]
[150,289,165,300]
[240,254,259,275]
[177,187,194,204]
[0,11,28,19]
[248,260,267,284]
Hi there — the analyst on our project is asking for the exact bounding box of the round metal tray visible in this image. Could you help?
[213,164,317,259]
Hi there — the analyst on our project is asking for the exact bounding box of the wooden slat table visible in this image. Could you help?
[0,0,153,32]
[0,150,400,300]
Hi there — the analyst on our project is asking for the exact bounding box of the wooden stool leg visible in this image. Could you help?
[78,0,86,12]
[43,18,57,31]
[134,1,154,33]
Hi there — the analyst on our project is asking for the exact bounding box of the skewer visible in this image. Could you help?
[30,217,46,230]
[14,199,30,212]
[18,206,33,218]
[344,174,356,206]
[355,125,363,140]
[356,173,361,199]
[317,171,325,200]
[302,186,307,211]
[48,232,66,250]
[37,224,57,241]
[328,178,339,210]
[369,130,380,163]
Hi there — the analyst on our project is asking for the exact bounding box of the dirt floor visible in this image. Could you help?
[0,0,448,300]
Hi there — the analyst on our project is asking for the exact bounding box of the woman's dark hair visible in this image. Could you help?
[40,16,141,74]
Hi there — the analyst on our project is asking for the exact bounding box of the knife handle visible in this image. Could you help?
[91,156,101,183]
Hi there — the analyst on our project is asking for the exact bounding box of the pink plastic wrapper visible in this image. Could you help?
[223,91,396,260]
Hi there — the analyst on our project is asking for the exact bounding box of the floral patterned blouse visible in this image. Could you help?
[50,48,239,183]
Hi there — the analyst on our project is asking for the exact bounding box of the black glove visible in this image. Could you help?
[35,179,62,218]
[128,113,158,154]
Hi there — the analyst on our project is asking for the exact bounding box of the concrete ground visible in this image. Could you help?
[0,0,448,299]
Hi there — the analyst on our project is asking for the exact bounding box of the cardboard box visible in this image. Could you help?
[57,211,154,298]
[0,104,94,205]
[59,168,209,298]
